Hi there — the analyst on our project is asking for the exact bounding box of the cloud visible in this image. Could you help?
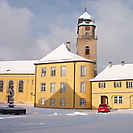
[0,1,40,60]
[86,0,133,72]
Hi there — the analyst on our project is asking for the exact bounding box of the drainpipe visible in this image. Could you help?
[73,62,76,109]
[34,64,37,107]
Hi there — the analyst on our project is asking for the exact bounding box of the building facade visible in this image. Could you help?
[0,61,35,104]
[90,61,133,109]
[34,43,95,109]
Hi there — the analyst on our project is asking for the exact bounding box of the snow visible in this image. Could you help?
[0,104,133,133]
[79,12,94,20]
[90,63,133,81]
[0,60,36,74]
[35,43,94,64]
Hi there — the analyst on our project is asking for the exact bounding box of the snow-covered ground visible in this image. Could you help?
[0,104,133,133]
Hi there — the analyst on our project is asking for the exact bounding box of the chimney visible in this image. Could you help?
[109,62,112,67]
[66,42,70,51]
[121,60,125,66]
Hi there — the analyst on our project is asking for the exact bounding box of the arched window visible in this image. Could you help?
[9,80,14,89]
[0,80,4,92]
[18,80,24,93]
[85,46,90,55]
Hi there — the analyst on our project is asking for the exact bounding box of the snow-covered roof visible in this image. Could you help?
[79,12,93,20]
[90,63,133,81]
[35,43,94,64]
[0,60,36,74]
[78,12,95,27]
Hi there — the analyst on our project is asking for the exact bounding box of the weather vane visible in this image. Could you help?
[84,6,87,12]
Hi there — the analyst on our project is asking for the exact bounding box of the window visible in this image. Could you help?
[114,96,123,104]
[51,67,56,76]
[85,46,90,55]
[41,83,46,92]
[50,82,56,92]
[85,32,89,36]
[40,98,45,105]
[41,67,46,77]
[80,98,86,106]
[80,66,86,76]
[60,66,66,76]
[9,80,14,89]
[50,98,55,105]
[60,98,65,106]
[60,82,66,92]
[126,81,133,88]
[0,80,3,92]
[114,82,121,88]
[99,82,105,88]
[80,82,86,92]
[18,80,24,93]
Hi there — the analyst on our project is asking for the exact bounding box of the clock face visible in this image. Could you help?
[85,27,90,31]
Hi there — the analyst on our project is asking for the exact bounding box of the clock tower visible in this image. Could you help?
[76,8,98,75]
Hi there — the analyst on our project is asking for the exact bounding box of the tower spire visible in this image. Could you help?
[84,6,87,12]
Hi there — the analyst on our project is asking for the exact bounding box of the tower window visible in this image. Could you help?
[86,32,89,36]
[85,46,90,55]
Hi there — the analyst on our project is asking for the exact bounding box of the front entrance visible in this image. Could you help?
[101,96,108,104]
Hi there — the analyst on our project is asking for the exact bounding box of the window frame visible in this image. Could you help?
[126,81,133,88]
[51,67,56,76]
[41,67,46,77]
[40,98,45,105]
[114,96,123,104]
[80,66,86,76]
[80,98,86,106]
[0,80,4,92]
[60,98,65,106]
[8,80,14,89]
[50,82,56,92]
[80,82,86,92]
[85,46,90,55]
[99,82,105,88]
[50,98,55,105]
[60,82,66,93]
[18,80,24,93]
[60,66,66,76]
[114,81,121,88]
[41,83,46,92]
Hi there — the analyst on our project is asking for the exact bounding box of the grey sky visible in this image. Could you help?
[0,0,133,73]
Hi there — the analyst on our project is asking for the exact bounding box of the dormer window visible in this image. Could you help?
[85,46,90,55]
[84,19,90,24]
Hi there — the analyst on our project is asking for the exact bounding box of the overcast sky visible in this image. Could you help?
[0,0,133,73]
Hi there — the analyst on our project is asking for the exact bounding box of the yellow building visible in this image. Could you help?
[0,60,36,104]
[90,61,133,109]
[34,43,95,109]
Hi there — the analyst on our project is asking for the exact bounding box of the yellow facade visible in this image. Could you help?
[34,61,94,109]
[92,80,133,109]
[0,74,34,104]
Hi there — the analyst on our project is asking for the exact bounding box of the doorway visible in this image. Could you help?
[101,96,108,104]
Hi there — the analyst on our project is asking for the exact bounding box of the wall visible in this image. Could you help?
[92,80,133,109]
[0,74,34,104]
[35,61,94,109]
